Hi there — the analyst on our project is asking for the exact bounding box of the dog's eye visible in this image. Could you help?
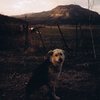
[60,53,62,56]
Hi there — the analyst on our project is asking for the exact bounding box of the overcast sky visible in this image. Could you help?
[0,0,100,16]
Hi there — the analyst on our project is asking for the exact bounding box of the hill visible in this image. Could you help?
[13,4,100,25]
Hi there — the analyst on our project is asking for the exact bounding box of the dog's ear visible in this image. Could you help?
[44,50,53,60]
[62,50,65,54]
[48,50,53,55]
[47,50,53,58]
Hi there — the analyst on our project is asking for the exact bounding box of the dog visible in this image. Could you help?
[25,49,65,100]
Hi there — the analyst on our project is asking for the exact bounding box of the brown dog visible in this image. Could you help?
[25,49,65,100]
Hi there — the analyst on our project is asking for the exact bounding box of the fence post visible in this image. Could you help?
[57,23,71,53]
[24,23,29,51]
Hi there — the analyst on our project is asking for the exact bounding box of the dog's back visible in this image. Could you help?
[25,59,50,100]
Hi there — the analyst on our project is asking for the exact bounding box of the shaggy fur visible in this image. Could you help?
[25,49,65,100]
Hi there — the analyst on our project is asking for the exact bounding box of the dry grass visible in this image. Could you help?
[0,26,100,100]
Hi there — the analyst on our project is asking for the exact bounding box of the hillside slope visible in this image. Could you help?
[13,4,100,25]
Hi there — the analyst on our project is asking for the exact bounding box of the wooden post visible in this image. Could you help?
[24,23,29,51]
[36,28,46,52]
[75,24,78,55]
[57,23,71,53]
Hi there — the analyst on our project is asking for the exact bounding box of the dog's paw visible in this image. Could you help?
[54,95,60,100]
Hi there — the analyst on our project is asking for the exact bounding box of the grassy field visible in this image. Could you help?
[0,25,100,100]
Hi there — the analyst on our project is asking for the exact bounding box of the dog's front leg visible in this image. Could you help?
[48,81,60,100]
[52,85,60,100]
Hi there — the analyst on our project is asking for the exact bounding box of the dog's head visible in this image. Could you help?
[46,49,65,66]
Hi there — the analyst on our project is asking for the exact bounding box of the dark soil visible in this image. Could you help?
[0,52,100,100]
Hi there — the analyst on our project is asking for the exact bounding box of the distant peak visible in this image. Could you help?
[52,4,82,10]
[51,4,82,18]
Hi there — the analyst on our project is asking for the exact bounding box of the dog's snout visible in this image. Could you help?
[59,58,63,63]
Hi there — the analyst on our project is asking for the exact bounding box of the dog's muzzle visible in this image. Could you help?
[58,58,63,63]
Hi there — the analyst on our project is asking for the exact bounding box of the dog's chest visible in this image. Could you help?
[48,65,61,80]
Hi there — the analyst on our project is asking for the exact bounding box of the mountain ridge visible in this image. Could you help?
[13,4,100,25]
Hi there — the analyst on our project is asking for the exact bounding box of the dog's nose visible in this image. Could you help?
[59,58,63,63]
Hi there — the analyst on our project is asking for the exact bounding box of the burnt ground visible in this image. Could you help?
[0,52,100,100]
